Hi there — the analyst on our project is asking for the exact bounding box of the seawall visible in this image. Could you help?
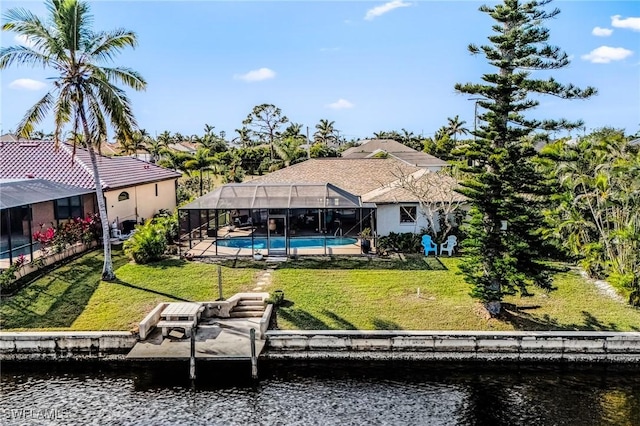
[0,331,136,361]
[2,330,640,363]
[264,330,640,363]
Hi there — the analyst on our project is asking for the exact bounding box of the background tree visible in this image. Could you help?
[541,129,640,305]
[274,136,305,168]
[233,126,252,148]
[454,0,596,315]
[242,103,289,160]
[314,119,338,145]
[1,0,147,281]
[197,124,228,153]
[446,115,469,142]
[183,147,220,195]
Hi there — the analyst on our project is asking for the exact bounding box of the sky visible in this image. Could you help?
[1,0,639,142]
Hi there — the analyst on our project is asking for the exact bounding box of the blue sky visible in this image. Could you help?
[1,1,639,141]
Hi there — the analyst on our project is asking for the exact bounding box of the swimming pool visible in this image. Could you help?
[216,237,357,250]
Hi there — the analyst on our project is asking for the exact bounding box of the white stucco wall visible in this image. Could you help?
[105,180,177,224]
[376,203,430,236]
[375,203,470,237]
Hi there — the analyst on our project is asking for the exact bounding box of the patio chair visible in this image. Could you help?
[440,235,458,257]
[421,235,438,257]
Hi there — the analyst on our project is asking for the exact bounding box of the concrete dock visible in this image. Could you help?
[126,317,266,361]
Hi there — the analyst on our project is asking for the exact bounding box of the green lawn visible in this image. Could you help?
[269,257,640,331]
[1,252,639,332]
[0,249,257,331]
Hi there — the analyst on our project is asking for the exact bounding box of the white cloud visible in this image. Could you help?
[364,0,411,21]
[9,78,46,90]
[592,27,613,37]
[327,99,354,110]
[14,34,37,48]
[581,46,633,63]
[611,15,640,31]
[233,67,276,82]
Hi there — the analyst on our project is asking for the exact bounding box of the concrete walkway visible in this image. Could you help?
[126,317,265,361]
[253,268,275,291]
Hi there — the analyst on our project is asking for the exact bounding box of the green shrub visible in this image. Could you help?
[377,232,422,254]
[123,222,167,264]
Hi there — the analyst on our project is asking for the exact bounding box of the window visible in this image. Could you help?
[55,196,82,219]
[155,184,158,197]
[399,206,417,224]
[118,191,130,201]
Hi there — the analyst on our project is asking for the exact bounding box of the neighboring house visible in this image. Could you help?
[250,157,466,236]
[341,139,449,172]
[0,140,181,229]
[0,178,96,266]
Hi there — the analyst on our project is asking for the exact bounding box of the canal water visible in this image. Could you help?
[1,361,639,425]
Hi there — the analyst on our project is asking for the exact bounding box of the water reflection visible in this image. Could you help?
[1,362,639,425]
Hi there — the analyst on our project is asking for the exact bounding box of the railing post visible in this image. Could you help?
[189,325,196,381]
[217,265,223,300]
[250,328,258,379]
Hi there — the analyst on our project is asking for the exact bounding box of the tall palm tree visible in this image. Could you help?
[157,130,174,148]
[184,147,220,195]
[144,138,166,163]
[233,126,252,148]
[1,0,146,281]
[274,137,302,167]
[314,119,336,145]
[446,115,469,142]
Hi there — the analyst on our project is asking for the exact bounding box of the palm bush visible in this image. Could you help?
[123,222,166,264]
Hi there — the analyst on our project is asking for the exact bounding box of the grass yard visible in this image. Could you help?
[0,249,257,331]
[1,251,639,332]
[269,257,640,331]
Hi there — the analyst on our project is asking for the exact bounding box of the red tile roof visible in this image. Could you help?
[0,141,181,190]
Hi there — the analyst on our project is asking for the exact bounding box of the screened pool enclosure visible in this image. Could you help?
[178,183,376,257]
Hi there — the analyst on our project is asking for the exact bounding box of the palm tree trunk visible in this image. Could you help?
[78,104,116,281]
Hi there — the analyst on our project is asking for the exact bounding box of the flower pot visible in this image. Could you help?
[253,253,264,261]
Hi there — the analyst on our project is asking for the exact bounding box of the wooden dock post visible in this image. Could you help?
[189,325,196,381]
[217,265,223,300]
[250,328,258,379]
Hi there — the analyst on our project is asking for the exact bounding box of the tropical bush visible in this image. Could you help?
[377,232,422,254]
[123,221,167,264]
[540,128,640,305]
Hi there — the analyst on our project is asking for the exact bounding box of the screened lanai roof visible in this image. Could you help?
[0,178,94,210]
[180,183,364,210]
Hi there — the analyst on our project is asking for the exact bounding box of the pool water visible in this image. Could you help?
[216,237,357,250]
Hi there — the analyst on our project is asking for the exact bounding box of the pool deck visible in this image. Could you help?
[185,238,363,257]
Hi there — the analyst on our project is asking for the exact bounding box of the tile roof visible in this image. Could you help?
[341,139,449,168]
[249,158,464,203]
[0,141,181,190]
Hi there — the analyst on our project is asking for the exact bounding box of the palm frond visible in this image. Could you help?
[0,45,50,69]
[99,66,147,91]
[87,28,138,62]
[15,92,54,138]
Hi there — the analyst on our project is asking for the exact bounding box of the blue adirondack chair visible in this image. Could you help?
[421,235,438,256]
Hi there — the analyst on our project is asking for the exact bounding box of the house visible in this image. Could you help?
[0,178,96,267]
[0,140,181,230]
[341,139,449,172]
[178,140,464,257]
[249,157,465,236]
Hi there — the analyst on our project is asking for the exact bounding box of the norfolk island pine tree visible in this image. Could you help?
[454,0,596,315]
